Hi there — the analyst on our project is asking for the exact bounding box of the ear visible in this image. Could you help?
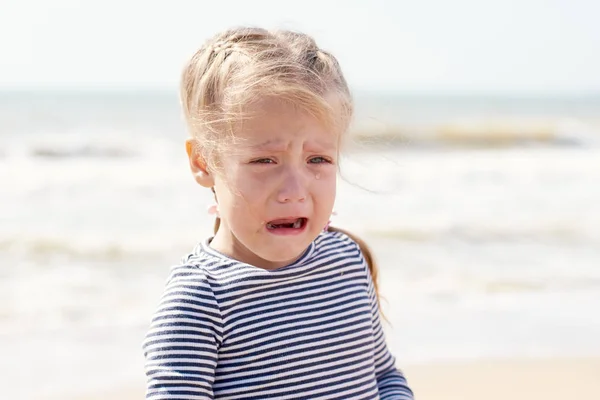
[186,138,215,188]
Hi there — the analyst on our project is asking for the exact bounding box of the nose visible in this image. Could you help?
[277,166,308,203]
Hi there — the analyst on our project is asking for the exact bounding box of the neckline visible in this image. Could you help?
[200,237,317,273]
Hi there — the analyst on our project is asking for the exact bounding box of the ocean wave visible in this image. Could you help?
[4,118,595,162]
[0,236,189,262]
[396,277,600,297]
[1,223,595,264]
[364,224,597,244]
[349,118,597,148]
[30,144,136,159]
[7,131,175,160]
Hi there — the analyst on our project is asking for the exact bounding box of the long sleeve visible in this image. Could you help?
[142,265,223,400]
[363,251,415,400]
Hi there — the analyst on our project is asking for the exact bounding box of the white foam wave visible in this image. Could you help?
[0,234,194,263]
[2,129,181,160]
[0,221,596,264]
[364,223,598,244]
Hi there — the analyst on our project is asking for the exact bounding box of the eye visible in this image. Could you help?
[308,156,331,164]
[251,158,275,164]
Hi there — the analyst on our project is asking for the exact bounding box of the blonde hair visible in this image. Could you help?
[180,26,383,307]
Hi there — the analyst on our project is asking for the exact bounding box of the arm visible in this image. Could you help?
[142,265,223,400]
[363,253,414,400]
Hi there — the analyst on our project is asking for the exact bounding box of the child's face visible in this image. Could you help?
[193,99,339,269]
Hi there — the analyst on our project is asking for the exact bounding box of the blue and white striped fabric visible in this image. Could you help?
[142,230,414,399]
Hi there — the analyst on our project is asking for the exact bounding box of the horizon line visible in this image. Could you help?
[1,84,599,99]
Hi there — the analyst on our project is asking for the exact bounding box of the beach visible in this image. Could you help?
[407,357,600,400]
[2,90,600,399]
[53,357,600,400]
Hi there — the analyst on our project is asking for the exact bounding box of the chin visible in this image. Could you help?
[258,237,316,265]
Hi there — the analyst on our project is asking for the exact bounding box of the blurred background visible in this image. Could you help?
[1,0,599,399]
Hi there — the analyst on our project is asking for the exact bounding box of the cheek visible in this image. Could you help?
[220,163,258,197]
[218,170,270,219]
[232,173,269,202]
[313,173,337,205]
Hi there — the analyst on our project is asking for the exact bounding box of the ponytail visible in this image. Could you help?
[213,216,221,235]
[211,187,222,235]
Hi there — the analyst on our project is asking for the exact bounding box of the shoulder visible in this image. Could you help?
[149,257,224,332]
[144,261,224,353]
[317,228,374,279]
[314,228,365,263]
[157,263,221,314]
[164,262,213,290]
[156,244,228,312]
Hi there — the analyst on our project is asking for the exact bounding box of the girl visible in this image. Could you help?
[142,27,414,399]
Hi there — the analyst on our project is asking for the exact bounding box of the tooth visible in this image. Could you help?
[293,219,301,229]
[267,223,275,229]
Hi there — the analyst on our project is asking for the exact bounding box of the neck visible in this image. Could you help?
[209,224,302,270]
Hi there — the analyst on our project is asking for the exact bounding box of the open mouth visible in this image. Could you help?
[266,217,308,230]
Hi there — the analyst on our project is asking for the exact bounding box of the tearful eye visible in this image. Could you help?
[308,156,330,164]
[251,158,275,164]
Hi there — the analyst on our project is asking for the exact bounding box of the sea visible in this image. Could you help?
[1,89,600,399]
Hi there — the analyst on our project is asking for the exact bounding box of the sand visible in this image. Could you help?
[404,357,600,400]
[57,357,600,400]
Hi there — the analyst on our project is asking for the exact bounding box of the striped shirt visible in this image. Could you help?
[142,230,413,399]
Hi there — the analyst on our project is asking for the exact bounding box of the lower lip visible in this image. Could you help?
[266,221,308,236]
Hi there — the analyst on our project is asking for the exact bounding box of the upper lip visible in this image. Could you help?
[267,216,308,222]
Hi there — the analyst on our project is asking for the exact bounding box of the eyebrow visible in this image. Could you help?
[249,140,287,152]
[249,140,337,152]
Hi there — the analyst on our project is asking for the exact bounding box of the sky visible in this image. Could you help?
[0,0,599,94]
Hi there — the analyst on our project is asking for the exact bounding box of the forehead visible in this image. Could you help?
[234,98,340,149]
